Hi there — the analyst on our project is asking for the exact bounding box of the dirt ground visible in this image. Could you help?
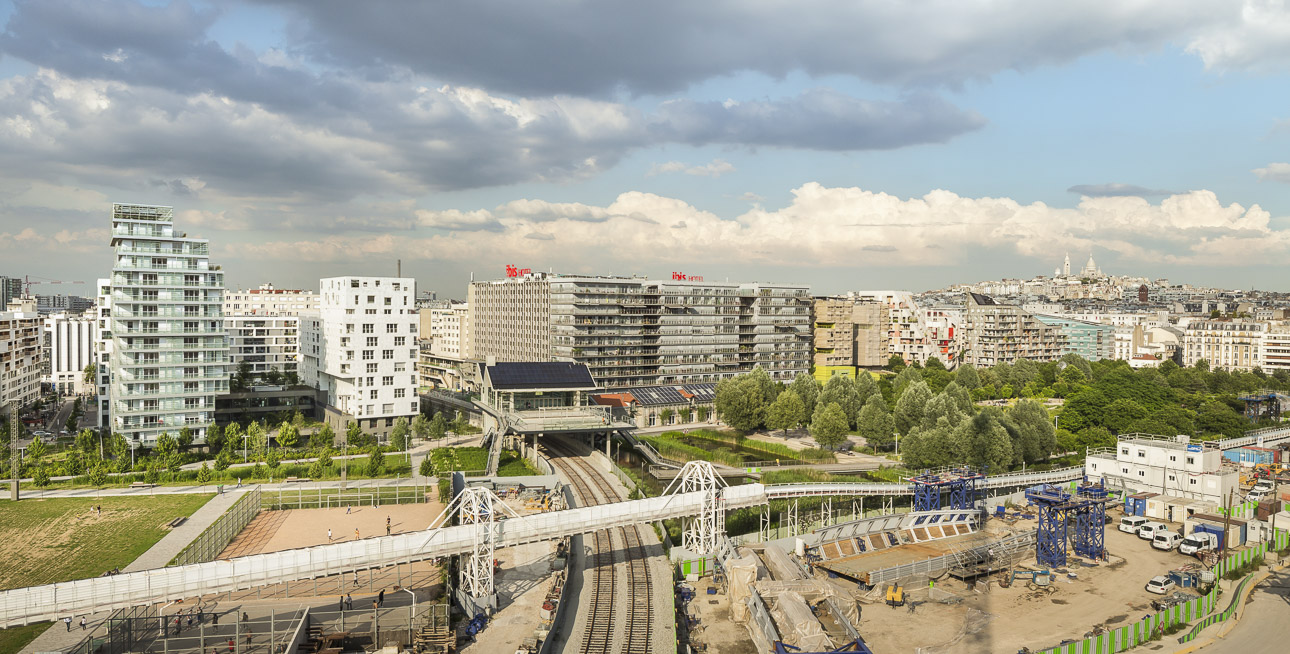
[685,575,758,654]
[852,515,1200,654]
[219,498,446,557]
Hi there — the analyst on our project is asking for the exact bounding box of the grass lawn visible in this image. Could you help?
[0,494,212,590]
[0,623,51,654]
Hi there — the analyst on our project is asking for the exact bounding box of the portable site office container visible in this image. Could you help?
[1126,492,1157,517]
[1186,514,1248,549]
[1223,446,1277,466]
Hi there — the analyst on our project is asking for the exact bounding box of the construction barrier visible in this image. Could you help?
[171,487,262,566]
[1037,528,1290,654]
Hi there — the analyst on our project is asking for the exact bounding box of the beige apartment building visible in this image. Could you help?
[962,293,1066,366]
[1,307,43,409]
[812,298,889,371]
[1182,320,1265,371]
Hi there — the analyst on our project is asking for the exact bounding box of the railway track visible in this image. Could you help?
[542,438,655,654]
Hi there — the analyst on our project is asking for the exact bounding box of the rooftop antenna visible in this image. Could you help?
[397,259,401,278]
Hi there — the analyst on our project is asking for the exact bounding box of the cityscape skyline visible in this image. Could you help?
[3,1,1290,296]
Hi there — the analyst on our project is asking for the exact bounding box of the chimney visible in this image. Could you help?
[397,259,402,278]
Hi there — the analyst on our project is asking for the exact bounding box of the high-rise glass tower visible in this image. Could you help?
[108,204,228,446]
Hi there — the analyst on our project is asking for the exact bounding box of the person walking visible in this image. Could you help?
[213,611,219,627]
[346,506,351,515]
[386,516,391,536]
[378,589,385,607]
[64,616,72,632]
[327,528,332,543]
[80,616,87,631]
[197,606,203,624]
[346,594,353,610]
[353,570,359,586]
[339,596,344,612]
[354,528,360,540]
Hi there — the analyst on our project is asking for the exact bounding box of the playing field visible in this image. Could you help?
[218,499,446,557]
[0,494,213,590]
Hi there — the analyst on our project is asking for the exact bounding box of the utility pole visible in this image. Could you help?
[1222,488,1234,559]
[9,403,20,501]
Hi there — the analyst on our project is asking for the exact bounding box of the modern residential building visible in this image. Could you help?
[0,276,23,310]
[1261,323,1290,373]
[468,272,812,388]
[0,307,42,410]
[1085,435,1236,508]
[961,293,1066,366]
[299,276,419,439]
[35,294,94,314]
[423,300,470,358]
[107,203,228,446]
[42,312,95,396]
[1182,320,1265,371]
[94,278,112,428]
[811,297,889,379]
[846,291,961,368]
[223,283,319,315]
[1034,314,1115,361]
[225,315,301,379]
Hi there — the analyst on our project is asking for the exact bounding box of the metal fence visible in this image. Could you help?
[172,487,262,567]
[261,483,430,511]
[67,605,158,654]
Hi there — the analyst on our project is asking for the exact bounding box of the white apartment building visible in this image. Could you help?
[846,291,961,368]
[1085,435,1237,507]
[225,315,301,378]
[223,283,318,315]
[1182,320,1265,371]
[300,276,419,439]
[425,301,469,358]
[0,308,42,410]
[468,272,812,387]
[95,278,112,428]
[43,312,95,396]
[107,203,228,446]
[1261,323,1290,373]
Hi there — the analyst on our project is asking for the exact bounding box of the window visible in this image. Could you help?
[366,337,378,347]
[1169,456,1176,462]
[370,390,378,399]
[367,295,376,304]
[411,402,419,413]
[394,388,405,398]
[394,336,406,346]
[1186,457,1195,464]
[1189,479,1197,485]
[387,323,398,333]
[394,362,405,372]
[1138,470,1145,477]
[384,297,392,306]
[366,363,378,373]
[362,324,374,334]
[367,377,375,386]
[1137,451,1145,458]
[383,349,394,360]
[345,324,354,334]
[1168,475,1176,481]
[382,376,393,386]
[1121,448,1129,455]
[362,350,374,360]
[383,403,394,413]
[351,279,360,288]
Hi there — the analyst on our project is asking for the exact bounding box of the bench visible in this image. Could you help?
[283,477,310,483]
[168,517,187,528]
[130,482,155,489]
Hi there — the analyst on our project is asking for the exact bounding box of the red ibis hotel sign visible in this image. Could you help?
[505,265,532,278]
[671,271,704,282]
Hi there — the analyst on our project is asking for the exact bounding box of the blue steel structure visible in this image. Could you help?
[1027,482,1110,568]
[774,639,875,654]
[909,467,985,512]
[1238,390,1288,423]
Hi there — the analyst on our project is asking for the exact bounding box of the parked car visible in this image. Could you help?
[1137,521,1168,541]
[1146,575,1176,595]
[1152,531,1183,551]
[1119,516,1149,534]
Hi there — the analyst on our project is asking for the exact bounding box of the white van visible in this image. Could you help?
[1248,488,1271,503]
[1152,531,1183,551]
[1137,521,1168,540]
[1119,516,1149,534]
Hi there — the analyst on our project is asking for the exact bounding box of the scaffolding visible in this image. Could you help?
[1027,482,1109,568]
[665,461,727,555]
[907,466,985,512]
[1239,390,1289,423]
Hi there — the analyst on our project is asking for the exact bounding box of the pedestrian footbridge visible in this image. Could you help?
[0,465,1083,627]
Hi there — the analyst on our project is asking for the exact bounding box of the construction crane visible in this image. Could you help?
[21,275,85,296]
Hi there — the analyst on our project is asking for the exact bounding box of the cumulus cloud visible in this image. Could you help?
[1185,1,1290,73]
[1068,183,1177,197]
[233,185,1285,271]
[1253,162,1290,183]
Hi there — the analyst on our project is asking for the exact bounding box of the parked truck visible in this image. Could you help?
[1179,531,1219,557]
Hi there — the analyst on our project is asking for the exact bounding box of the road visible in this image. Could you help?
[1207,569,1290,652]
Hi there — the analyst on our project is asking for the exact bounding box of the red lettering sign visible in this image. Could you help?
[505,265,532,278]
[672,271,703,282]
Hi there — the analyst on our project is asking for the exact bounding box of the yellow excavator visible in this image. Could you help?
[886,583,905,608]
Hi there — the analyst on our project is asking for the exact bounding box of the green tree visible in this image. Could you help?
[1102,398,1149,434]
[76,428,96,456]
[214,450,231,471]
[715,374,771,432]
[177,426,193,452]
[419,456,434,477]
[367,447,385,476]
[958,412,1014,471]
[247,421,267,461]
[955,364,981,389]
[318,447,334,469]
[83,362,96,385]
[346,421,363,452]
[788,373,822,417]
[196,462,212,484]
[206,423,224,453]
[390,417,410,450]
[1196,400,1245,439]
[429,412,448,440]
[745,366,779,404]
[808,402,850,450]
[144,462,160,485]
[266,449,281,470]
[679,407,692,423]
[765,390,806,434]
[27,435,46,461]
[33,466,51,487]
[1008,399,1057,464]
[943,381,973,414]
[155,432,177,458]
[894,380,932,435]
[886,354,907,371]
[853,372,878,409]
[277,422,299,449]
[111,432,129,468]
[166,452,182,474]
[224,422,244,456]
[65,413,79,435]
[313,424,336,451]
[263,367,284,385]
[920,392,966,431]
[818,375,861,428]
[308,460,325,479]
[87,463,110,486]
[412,414,430,442]
[892,365,923,401]
[659,408,675,425]
[856,394,895,450]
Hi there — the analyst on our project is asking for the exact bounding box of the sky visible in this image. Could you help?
[2,1,1290,299]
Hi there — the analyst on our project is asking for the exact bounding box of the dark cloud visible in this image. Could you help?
[268,0,1223,96]
[1067,183,1178,197]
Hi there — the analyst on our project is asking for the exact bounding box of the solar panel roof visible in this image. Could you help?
[596,382,718,406]
[486,361,598,390]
